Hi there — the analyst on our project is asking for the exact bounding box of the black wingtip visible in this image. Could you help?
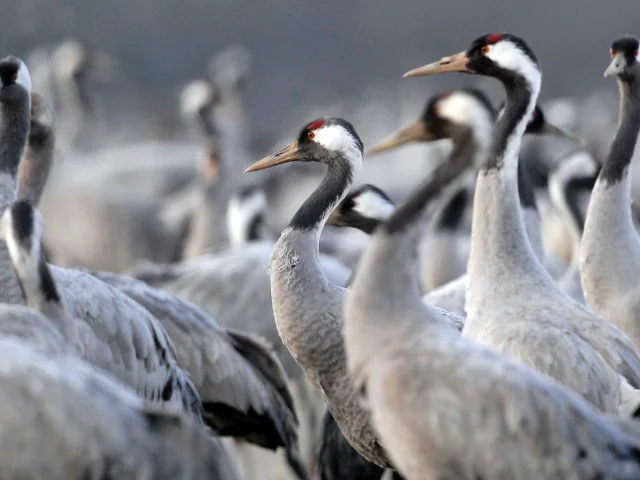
[202,402,296,450]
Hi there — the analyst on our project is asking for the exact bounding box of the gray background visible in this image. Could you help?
[1,0,637,141]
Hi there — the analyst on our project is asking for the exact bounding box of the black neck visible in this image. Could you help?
[564,176,596,235]
[485,77,532,171]
[355,217,382,235]
[289,157,353,231]
[600,77,640,184]
[434,185,469,231]
[247,213,264,241]
[198,105,217,137]
[0,96,30,176]
[517,159,537,210]
[38,256,61,304]
[385,130,475,234]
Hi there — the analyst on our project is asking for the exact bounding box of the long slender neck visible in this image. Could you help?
[18,127,54,207]
[270,156,358,389]
[600,77,640,184]
[362,130,475,307]
[581,75,640,298]
[485,77,537,173]
[0,98,30,209]
[289,157,355,235]
[273,155,358,292]
[433,125,491,232]
[468,73,549,290]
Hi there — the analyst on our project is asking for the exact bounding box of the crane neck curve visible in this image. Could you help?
[363,129,476,304]
[484,75,539,175]
[466,70,549,293]
[289,155,359,234]
[386,129,475,236]
[600,76,640,184]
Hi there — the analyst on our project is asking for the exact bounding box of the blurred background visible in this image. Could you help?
[2,0,639,147]
[4,4,640,479]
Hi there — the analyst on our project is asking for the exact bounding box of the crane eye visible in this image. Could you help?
[11,73,17,82]
[307,131,315,140]
[481,45,490,55]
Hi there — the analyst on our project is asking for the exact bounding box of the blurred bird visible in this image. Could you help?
[581,36,640,350]
[346,32,640,480]
[402,32,640,416]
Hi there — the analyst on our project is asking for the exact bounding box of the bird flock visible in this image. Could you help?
[0,31,639,480]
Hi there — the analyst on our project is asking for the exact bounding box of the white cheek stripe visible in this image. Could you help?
[486,41,540,93]
[353,190,395,220]
[438,92,493,149]
[313,124,363,173]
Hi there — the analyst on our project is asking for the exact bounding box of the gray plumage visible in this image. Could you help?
[455,36,640,416]
[89,269,308,479]
[129,241,350,378]
[0,200,203,418]
[581,36,640,350]
[346,38,640,474]
[242,117,395,467]
[37,82,218,272]
[128,241,348,468]
[0,338,240,480]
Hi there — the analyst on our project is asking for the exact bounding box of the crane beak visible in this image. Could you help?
[245,141,301,173]
[367,121,437,156]
[604,53,624,78]
[541,122,582,144]
[403,51,471,77]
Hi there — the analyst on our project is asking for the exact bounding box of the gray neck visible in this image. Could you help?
[468,76,550,285]
[432,130,489,233]
[290,157,353,232]
[581,75,640,298]
[18,127,54,206]
[274,159,354,284]
[373,130,476,305]
[599,77,640,184]
[269,159,356,388]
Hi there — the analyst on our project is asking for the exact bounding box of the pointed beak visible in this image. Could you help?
[403,51,471,78]
[604,53,624,78]
[541,121,583,144]
[367,120,437,156]
[245,140,301,173]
